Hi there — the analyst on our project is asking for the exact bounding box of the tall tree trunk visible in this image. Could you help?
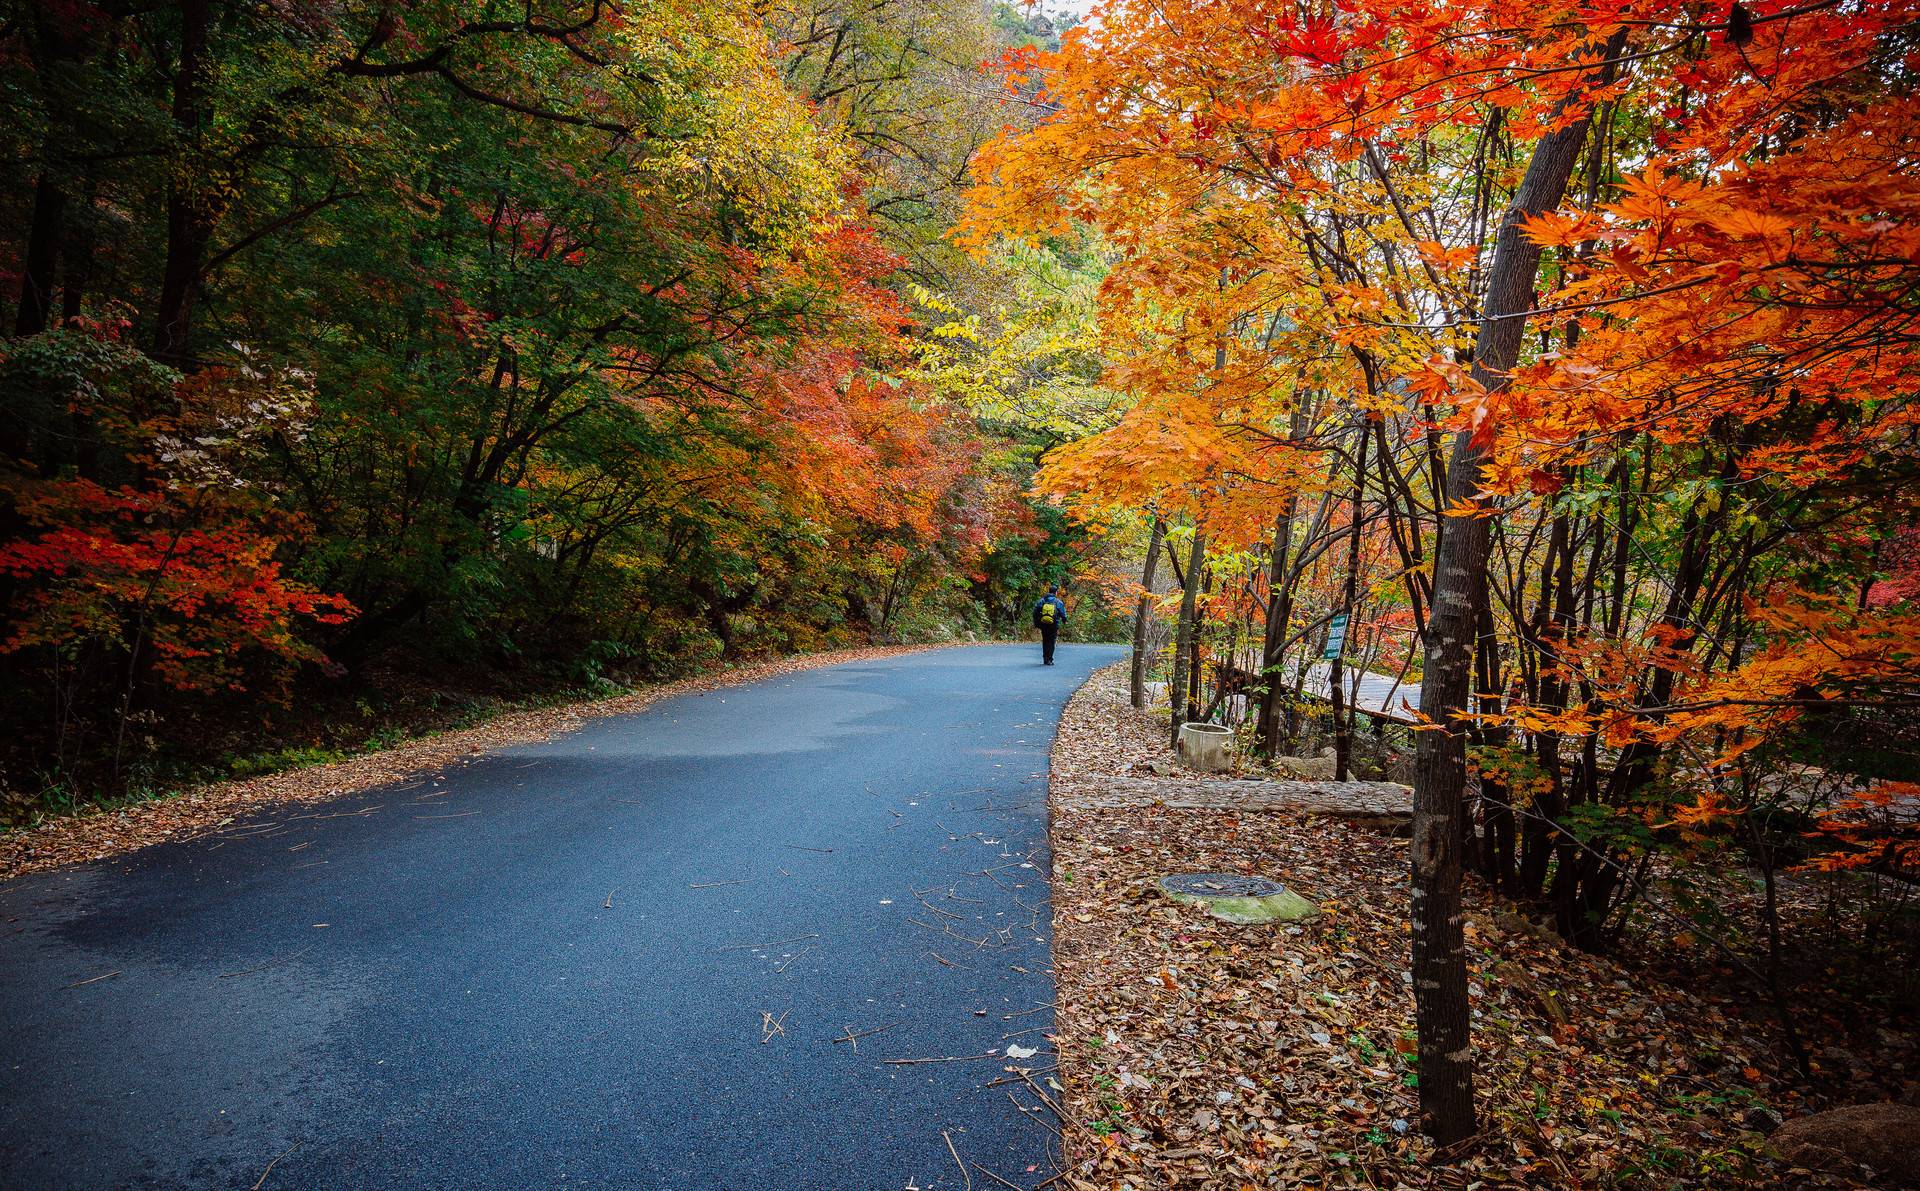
[1410,35,1621,1145]
[1466,598,1505,878]
[1186,561,1209,724]
[13,2,92,339]
[15,173,66,336]
[1332,420,1369,782]
[1131,516,1165,709]
[1169,528,1205,748]
[1519,506,1575,896]
[1254,497,1299,753]
[152,0,213,368]
[59,172,99,324]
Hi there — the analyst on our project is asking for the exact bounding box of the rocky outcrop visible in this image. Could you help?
[1771,1103,1920,1184]
[1267,753,1339,781]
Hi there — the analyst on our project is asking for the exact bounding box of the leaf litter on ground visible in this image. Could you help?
[1045,663,1899,1189]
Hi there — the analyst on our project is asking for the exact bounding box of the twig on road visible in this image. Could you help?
[1005,1088,1065,1139]
[970,1161,1023,1190]
[687,879,751,889]
[774,946,814,974]
[783,844,834,854]
[915,897,966,922]
[942,1130,971,1191]
[292,805,381,821]
[925,949,965,969]
[980,1065,1059,1089]
[831,1022,899,1052]
[881,1052,1002,1065]
[217,822,286,839]
[1003,1003,1054,1018]
[1015,1067,1066,1115]
[64,970,120,989]
[250,1143,298,1190]
[604,888,618,909]
[760,1009,789,1043]
[944,924,991,948]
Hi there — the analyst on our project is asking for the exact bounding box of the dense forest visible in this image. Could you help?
[0,0,1122,811]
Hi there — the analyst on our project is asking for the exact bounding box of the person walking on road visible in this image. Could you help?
[1032,584,1067,665]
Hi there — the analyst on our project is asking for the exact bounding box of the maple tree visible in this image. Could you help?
[963,0,1920,1146]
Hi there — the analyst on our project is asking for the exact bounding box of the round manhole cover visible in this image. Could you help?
[1159,873,1286,898]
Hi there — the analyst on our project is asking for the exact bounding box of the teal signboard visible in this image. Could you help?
[1322,612,1348,660]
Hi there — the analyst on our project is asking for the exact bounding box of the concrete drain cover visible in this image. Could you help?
[1161,874,1283,898]
[1158,872,1318,925]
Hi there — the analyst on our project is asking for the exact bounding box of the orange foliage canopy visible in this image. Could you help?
[964,0,1920,872]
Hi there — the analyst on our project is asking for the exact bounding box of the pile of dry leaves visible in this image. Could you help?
[0,643,944,881]
[1045,663,1897,1189]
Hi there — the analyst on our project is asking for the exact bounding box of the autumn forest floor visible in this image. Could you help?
[1045,662,1917,1189]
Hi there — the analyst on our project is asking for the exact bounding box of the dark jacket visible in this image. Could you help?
[1032,595,1066,629]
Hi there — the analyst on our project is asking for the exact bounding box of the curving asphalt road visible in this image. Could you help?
[0,642,1123,1190]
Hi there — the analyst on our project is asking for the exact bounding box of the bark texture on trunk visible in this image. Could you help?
[1254,498,1298,753]
[1332,420,1369,782]
[1131,517,1165,710]
[1410,39,1620,1143]
[1169,528,1205,748]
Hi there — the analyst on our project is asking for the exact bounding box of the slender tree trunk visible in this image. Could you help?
[1748,810,1814,1077]
[1169,528,1205,748]
[1131,517,1165,709]
[1520,507,1575,896]
[1186,561,1209,724]
[1333,422,1369,782]
[1255,498,1299,753]
[1410,36,1621,1145]
[59,172,98,324]
[1466,598,1504,877]
[1182,322,1227,734]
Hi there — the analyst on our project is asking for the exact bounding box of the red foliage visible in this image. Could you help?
[0,479,354,691]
